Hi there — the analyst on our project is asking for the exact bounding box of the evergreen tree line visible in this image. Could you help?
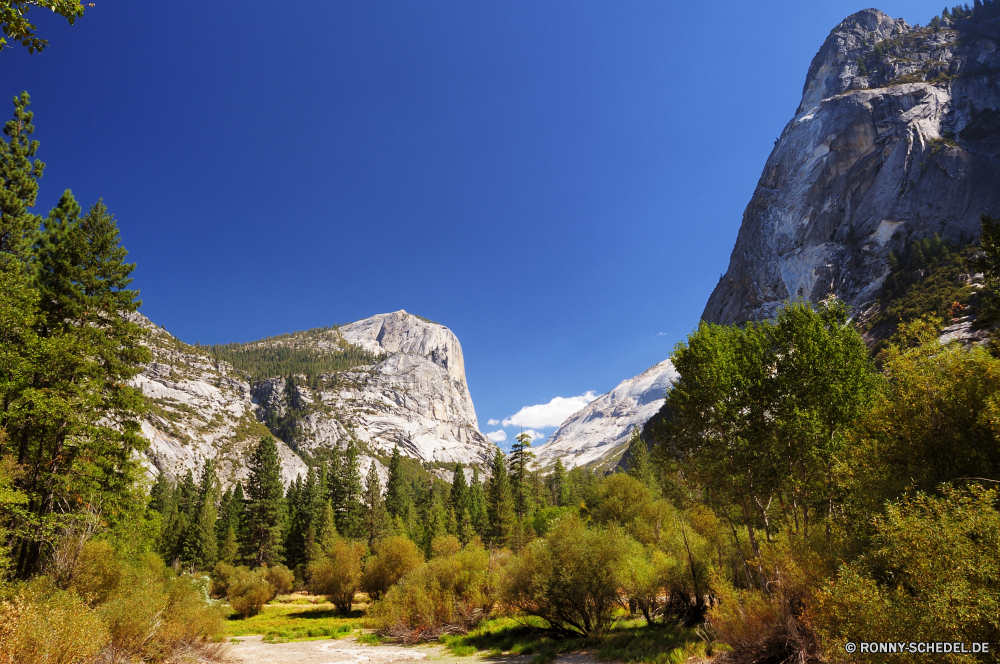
[205,334,381,385]
[148,432,600,577]
[933,0,1000,25]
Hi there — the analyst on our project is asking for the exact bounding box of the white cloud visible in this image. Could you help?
[502,391,599,429]
[486,430,507,443]
[486,419,500,426]
[520,429,550,444]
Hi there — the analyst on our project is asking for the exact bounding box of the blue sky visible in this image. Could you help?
[7,1,945,449]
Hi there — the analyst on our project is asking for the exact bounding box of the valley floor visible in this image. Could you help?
[227,636,610,664]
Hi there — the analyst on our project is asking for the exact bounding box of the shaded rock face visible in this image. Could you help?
[251,311,496,467]
[704,9,1000,325]
[533,360,678,470]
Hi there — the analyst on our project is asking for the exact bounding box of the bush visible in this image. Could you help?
[362,535,423,600]
[811,486,1000,663]
[504,515,640,638]
[0,579,108,664]
[369,539,506,641]
[308,538,366,614]
[226,566,276,618]
[264,564,295,596]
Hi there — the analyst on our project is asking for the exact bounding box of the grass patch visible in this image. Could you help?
[224,599,364,642]
[357,632,383,645]
[439,616,710,664]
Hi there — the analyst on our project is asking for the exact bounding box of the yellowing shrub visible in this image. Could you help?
[308,539,365,614]
[0,580,108,664]
[369,539,505,641]
[362,535,424,600]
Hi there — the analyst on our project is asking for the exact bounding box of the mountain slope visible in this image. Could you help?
[703,9,1000,325]
[137,311,496,487]
[533,359,678,470]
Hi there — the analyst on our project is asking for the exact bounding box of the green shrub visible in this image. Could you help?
[369,539,506,641]
[307,538,365,614]
[361,535,423,600]
[227,566,275,618]
[264,564,295,597]
[504,515,640,638]
[812,486,1000,663]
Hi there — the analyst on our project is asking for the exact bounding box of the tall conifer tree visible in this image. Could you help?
[0,92,43,264]
[468,466,488,537]
[242,435,287,566]
[336,440,364,539]
[485,450,514,547]
[363,461,388,546]
[182,459,219,571]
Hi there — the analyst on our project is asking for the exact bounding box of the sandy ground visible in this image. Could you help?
[226,635,607,664]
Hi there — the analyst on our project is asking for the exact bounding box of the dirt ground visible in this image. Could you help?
[226,635,607,664]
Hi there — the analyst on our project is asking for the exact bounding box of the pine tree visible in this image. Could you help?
[449,465,474,544]
[243,435,287,567]
[485,450,515,548]
[7,186,149,576]
[508,433,535,522]
[548,459,571,507]
[335,440,364,539]
[363,461,388,546]
[216,487,240,564]
[283,473,306,568]
[149,471,173,514]
[468,466,488,536]
[415,477,447,554]
[626,425,656,493]
[385,446,413,534]
[182,459,219,571]
[0,92,43,265]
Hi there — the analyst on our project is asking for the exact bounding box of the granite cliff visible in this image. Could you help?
[704,8,1000,325]
[136,311,495,487]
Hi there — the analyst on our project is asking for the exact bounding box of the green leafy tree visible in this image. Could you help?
[0,1,88,53]
[242,435,287,567]
[363,461,388,546]
[664,301,876,560]
[485,450,515,548]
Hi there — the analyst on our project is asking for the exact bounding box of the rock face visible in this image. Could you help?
[703,9,1000,325]
[252,311,496,466]
[135,317,309,487]
[136,311,496,487]
[533,360,679,470]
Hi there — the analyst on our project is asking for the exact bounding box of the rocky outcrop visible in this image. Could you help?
[248,311,496,467]
[704,9,1000,325]
[135,318,308,487]
[136,311,496,488]
[533,360,678,470]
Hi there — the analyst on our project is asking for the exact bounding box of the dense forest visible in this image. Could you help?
[3,65,1000,664]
